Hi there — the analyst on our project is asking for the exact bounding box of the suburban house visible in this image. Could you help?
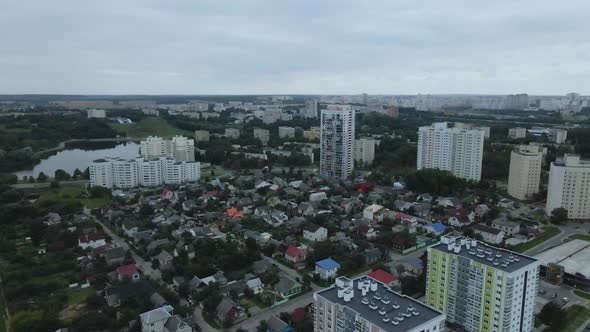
[363,204,384,220]
[78,233,107,250]
[475,204,490,218]
[105,247,126,266]
[309,192,327,202]
[421,222,446,236]
[116,263,140,281]
[252,259,273,275]
[315,258,340,280]
[472,224,505,244]
[491,219,521,237]
[247,277,263,294]
[367,269,399,287]
[275,275,304,298]
[157,250,174,270]
[140,305,191,332]
[303,224,327,242]
[266,315,294,332]
[446,208,476,227]
[216,298,246,323]
[362,248,382,266]
[284,246,307,263]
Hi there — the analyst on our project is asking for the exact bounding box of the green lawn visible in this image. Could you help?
[34,184,111,209]
[67,287,95,305]
[510,226,561,253]
[574,290,590,301]
[569,234,590,242]
[563,304,590,331]
[31,273,68,288]
[109,117,193,138]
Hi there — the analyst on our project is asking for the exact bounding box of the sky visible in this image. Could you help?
[0,0,589,95]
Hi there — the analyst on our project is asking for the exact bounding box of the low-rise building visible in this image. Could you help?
[225,128,240,139]
[492,219,521,237]
[315,258,340,280]
[472,224,505,244]
[303,224,328,242]
[78,233,106,249]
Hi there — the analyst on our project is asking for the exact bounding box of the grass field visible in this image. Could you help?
[510,226,561,253]
[109,117,193,138]
[34,184,111,209]
[569,234,590,242]
[67,287,95,305]
[574,290,590,301]
[563,304,590,331]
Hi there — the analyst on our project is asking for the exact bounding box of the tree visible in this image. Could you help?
[140,204,154,216]
[73,168,83,179]
[151,258,160,269]
[538,302,566,331]
[256,320,269,332]
[550,208,568,225]
[49,180,60,189]
[54,169,71,181]
[36,172,48,182]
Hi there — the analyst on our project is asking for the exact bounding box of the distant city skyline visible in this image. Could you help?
[1,1,589,95]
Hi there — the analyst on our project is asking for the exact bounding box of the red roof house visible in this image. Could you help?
[284,246,306,263]
[116,263,140,281]
[368,269,398,286]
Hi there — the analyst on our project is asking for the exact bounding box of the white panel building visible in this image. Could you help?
[354,138,376,165]
[140,136,195,162]
[546,154,590,219]
[508,145,543,200]
[320,105,355,180]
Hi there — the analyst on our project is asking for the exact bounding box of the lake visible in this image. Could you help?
[14,141,140,179]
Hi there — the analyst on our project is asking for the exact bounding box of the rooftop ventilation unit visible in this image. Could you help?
[471,239,477,247]
[370,281,378,292]
[392,320,399,326]
[343,290,353,302]
[392,302,400,309]
[374,293,381,301]
[369,302,378,310]
[381,296,390,305]
[379,307,387,315]
[454,246,461,253]
[383,315,390,323]
[361,297,369,305]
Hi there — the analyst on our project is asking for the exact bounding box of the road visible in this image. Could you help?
[525,222,590,256]
[84,208,162,280]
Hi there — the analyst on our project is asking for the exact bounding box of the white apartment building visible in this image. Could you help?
[546,154,590,219]
[548,128,568,144]
[508,145,543,200]
[90,157,200,189]
[314,276,446,332]
[87,109,106,118]
[320,105,355,180]
[194,130,210,142]
[508,127,527,139]
[427,236,539,332]
[253,128,270,146]
[354,138,376,165]
[417,122,484,181]
[225,128,240,139]
[140,136,195,162]
[304,100,318,118]
[278,126,295,139]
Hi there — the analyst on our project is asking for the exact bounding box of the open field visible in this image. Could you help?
[34,183,111,209]
[109,117,193,138]
[568,234,590,242]
[563,304,590,331]
[510,226,561,253]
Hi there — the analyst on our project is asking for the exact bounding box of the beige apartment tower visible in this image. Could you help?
[508,145,543,200]
[546,154,590,219]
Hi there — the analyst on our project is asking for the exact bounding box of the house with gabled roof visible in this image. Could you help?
[284,245,307,263]
[275,275,303,298]
[315,258,340,280]
[303,223,327,242]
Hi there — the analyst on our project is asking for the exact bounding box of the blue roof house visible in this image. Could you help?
[315,258,340,280]
[422,222,446,236]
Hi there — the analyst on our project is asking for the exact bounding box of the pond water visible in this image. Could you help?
[14,141,140,179]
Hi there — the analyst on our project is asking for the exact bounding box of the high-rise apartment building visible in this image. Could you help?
[508,127,527,139]
[139,136,195,162]
[305,100,318,118]
[505,94,529,110]
[508,145,543,200]
[320,105,355,180]
[314,276,445,332]
[548,128,568,144]
[253,128,270,146]
[354,138,376,165]
[417,122,485,181]
[546,154,590,219]
[90,157,200,189]
[427,236,539,332]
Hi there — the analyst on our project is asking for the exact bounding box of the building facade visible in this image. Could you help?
[427,236,539,332]
[194,130,210,142]
[314,276,446,332]
[354,138,376,165]
[253,128,270,146]
[278,126,295,139]
[90,157,200,189]
[140,136,195,162]
[305,100,318,118]
[508,127,527,139]
[508,145,543,200]
[546,154,590,219]
[548,128,567,144]
[225,128,240,139]
[417,122,485,181]
[320,105,355,180]
[87,109,106,118]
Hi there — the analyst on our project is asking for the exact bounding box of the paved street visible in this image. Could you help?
[525,222,590,256]
[84,208,162,280]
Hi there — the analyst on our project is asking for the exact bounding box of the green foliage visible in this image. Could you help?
[54,169,71,181]
[36,172,48,182]
[404,168,473,195]
[538,302,566,331]
[550,208,568,225]
[10,310,60,332]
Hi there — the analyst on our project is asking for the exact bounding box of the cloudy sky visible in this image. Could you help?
[1,0,589,95]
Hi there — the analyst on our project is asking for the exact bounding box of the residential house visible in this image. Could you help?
[78,234,107,250]
[498,198,514,209]
[44,212,62,225]
[216,298,246,323]
[315,258,340,280]
[247,277,263,295]
[275,275,304,298]
[219,280,248,297]
[475,204,490,218]
[105,247,127,266]
[309,192,327,202]
[264,210,288,227]
[437,197,461,208]
[421,223,446,236]
[147,238,170,253]
[266,315,294,332]
[363,204,384,220]
[446,208,476,227]
[252,259,273,275]
[255,206,273,218]
[157,250,174,270]
[492,219,521,237]
[368,269,399,287]
[139,305,191,332]
[357,224,378,239]
[104,281,152,307]
[297,202,315,217]
[303,224,327,242]
[362,248,382,266]
[122,220,142,238]
[117,263,140,281]
[472,224,505,244]
[284,246,307,263]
